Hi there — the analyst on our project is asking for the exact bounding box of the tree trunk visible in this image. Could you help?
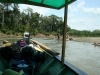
[2,8,4,28]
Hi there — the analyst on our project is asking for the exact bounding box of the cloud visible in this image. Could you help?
[68,19,86,30]
[75,0,100,15]
[69,18,85,24]
[69,5,78,12]
[69,0,85,12]
[82,7,100,15]
[68,13,74,18]
[68,16,100,31]
[77,1,85,8]
[19,4,50,15]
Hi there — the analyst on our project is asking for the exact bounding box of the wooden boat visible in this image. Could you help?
[0,0,87,75]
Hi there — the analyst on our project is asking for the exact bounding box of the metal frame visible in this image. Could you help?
[61,0,68,65]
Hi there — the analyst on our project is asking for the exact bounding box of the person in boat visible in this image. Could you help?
[17,39,27,48]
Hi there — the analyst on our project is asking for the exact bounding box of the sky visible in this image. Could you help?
[19,0,100,31]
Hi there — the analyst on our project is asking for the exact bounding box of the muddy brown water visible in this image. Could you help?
[0,37,100,75]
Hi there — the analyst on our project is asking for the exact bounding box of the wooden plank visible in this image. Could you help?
[30,39,60,56]
[30,39,51,50]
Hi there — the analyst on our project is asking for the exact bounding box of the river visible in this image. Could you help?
[0,37,100,75]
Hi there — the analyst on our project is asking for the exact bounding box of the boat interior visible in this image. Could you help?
[0,42,86,75]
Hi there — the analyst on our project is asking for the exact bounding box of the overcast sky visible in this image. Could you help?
[19,0,100,31]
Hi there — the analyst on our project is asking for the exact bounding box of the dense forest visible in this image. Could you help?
[0,3,100,37]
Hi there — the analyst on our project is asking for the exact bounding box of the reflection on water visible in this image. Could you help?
[0,37,100,75]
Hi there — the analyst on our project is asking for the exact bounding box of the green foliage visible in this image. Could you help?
[1,29,6,34]
[33,29,38,35]
[25,24,30,32]
[68,29,100,37]
[44,32,50,36]
[6,30,12,35]
[0,3,100,37]
[51,31,56,35]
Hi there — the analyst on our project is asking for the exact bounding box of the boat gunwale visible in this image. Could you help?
[55,56,87,75]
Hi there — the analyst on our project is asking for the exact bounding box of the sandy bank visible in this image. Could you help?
[73,37,100,43]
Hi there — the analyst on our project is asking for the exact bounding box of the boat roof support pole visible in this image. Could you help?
[61,0,68,65]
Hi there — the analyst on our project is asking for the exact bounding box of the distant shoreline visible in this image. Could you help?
[0,33,100,44]
[0,33,56,38]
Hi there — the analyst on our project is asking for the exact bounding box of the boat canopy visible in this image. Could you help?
[0,0,76,9]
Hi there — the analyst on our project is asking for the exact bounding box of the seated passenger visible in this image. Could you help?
[17,39,27,48]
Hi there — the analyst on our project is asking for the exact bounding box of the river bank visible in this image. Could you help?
[0,33,55,38]
[73,37,100,43]
[0,33,100,44]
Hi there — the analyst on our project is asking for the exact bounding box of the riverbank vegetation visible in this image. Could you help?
[0,3,100,37]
